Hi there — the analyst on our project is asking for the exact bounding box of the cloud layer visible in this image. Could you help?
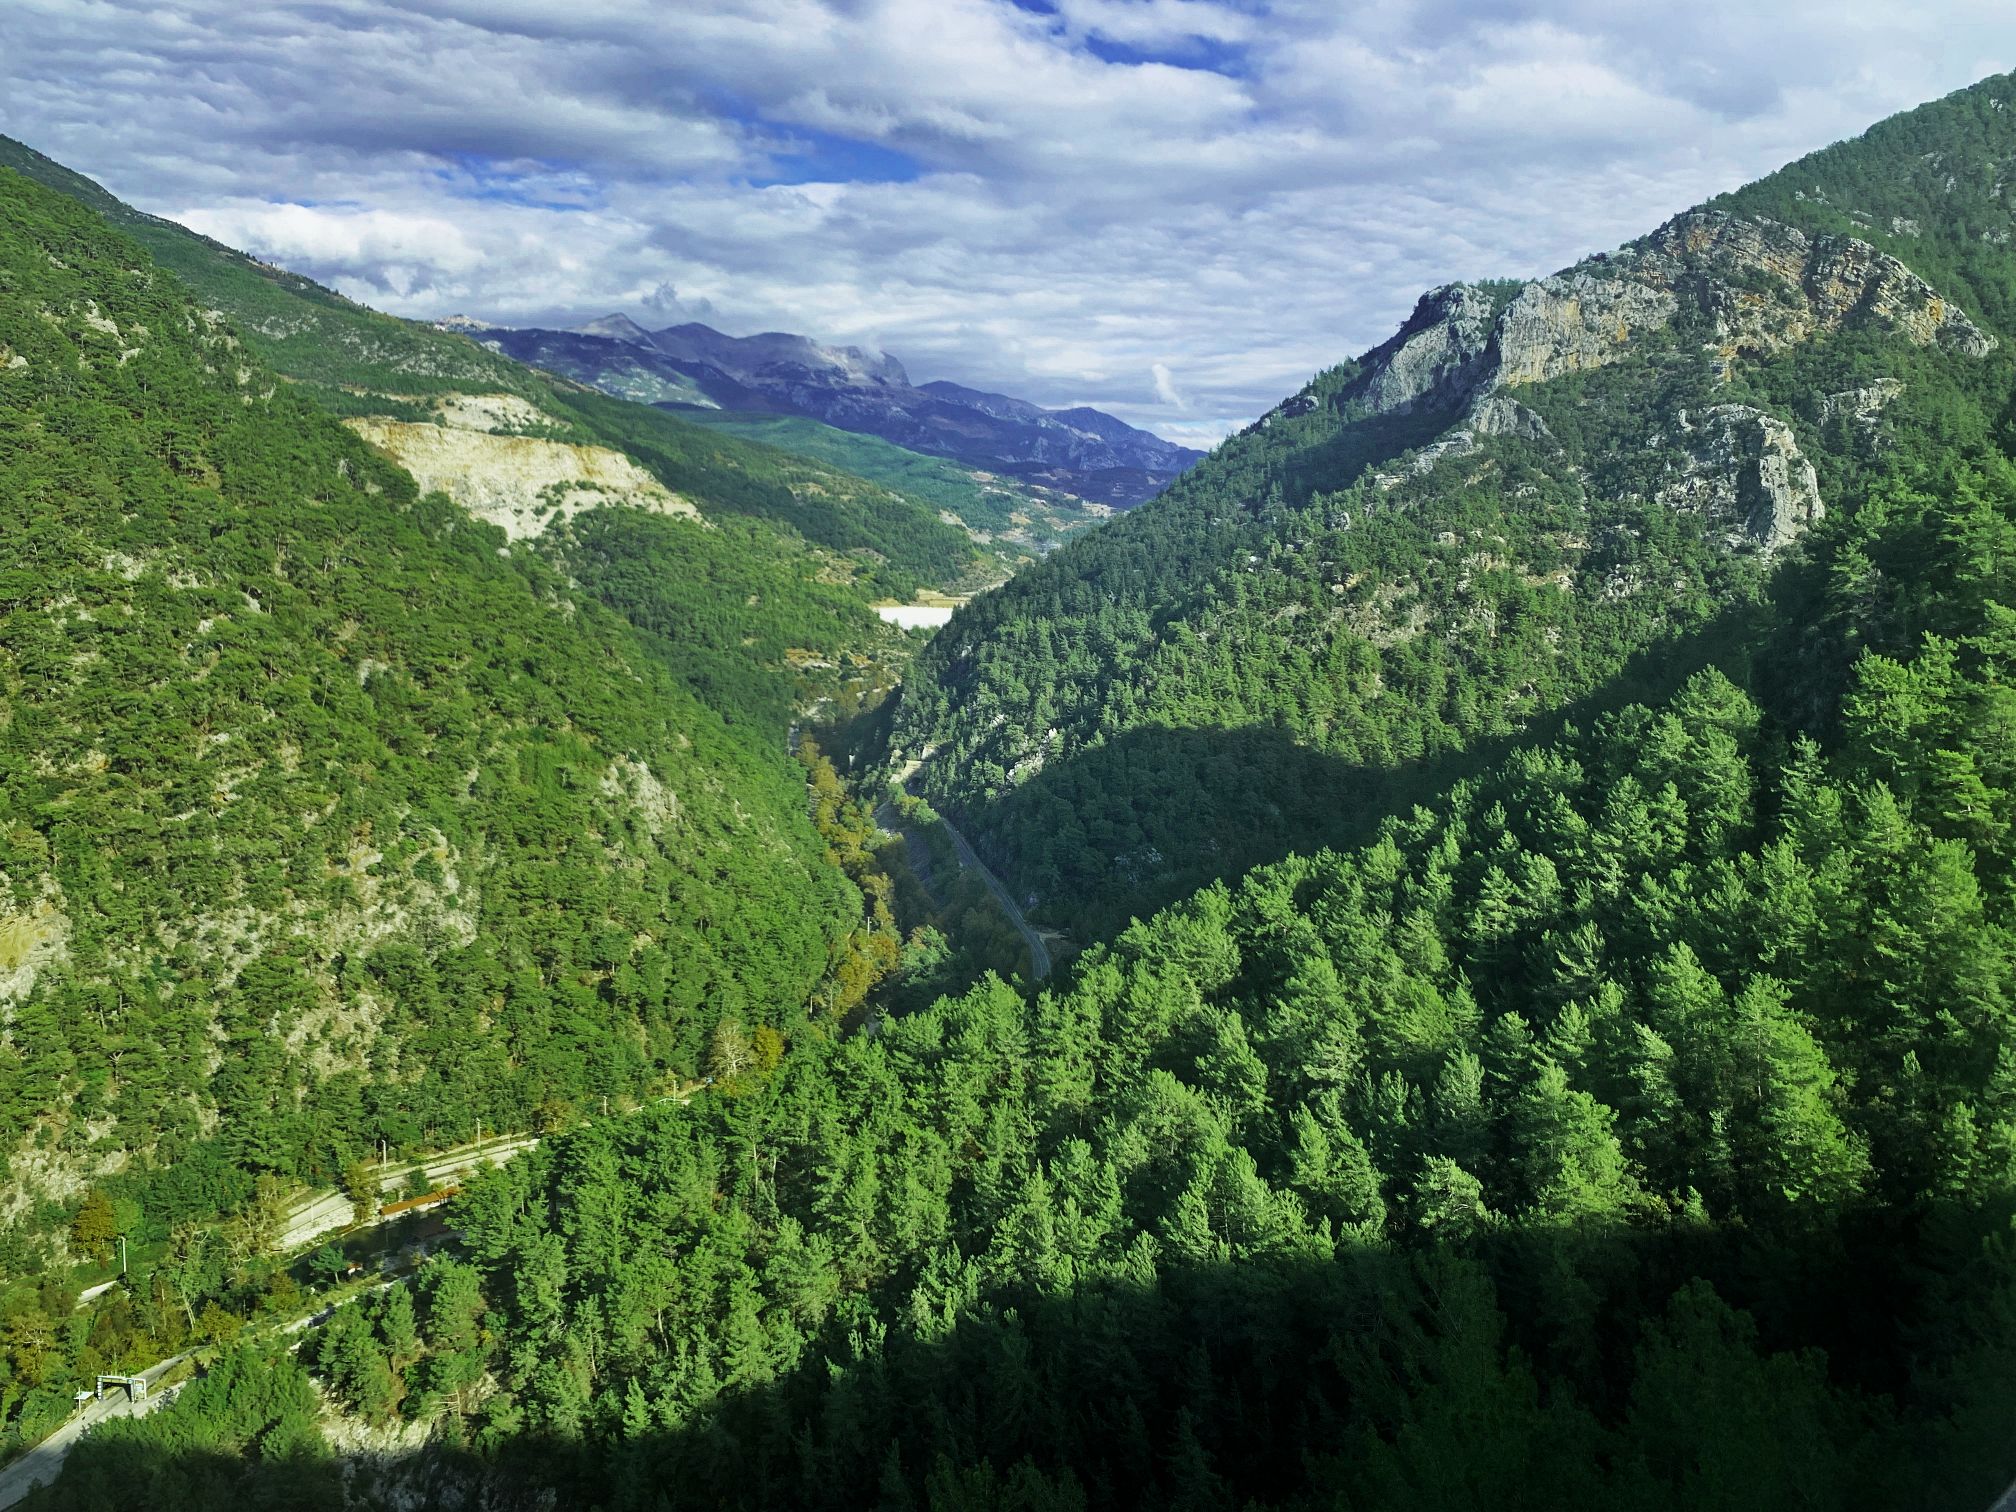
[2,1,2008,441]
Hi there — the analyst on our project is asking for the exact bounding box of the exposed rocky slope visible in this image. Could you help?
[479,317,1203,506]
[1653,404,1823,553]
[344,393,701,541]
[1281,207,1998,559]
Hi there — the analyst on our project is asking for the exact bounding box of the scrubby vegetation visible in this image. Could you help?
[0,170,866,1327]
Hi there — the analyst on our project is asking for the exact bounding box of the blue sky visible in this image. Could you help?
[1,1,2009,444]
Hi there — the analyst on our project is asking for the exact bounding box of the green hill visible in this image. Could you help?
[886,73,2016,938]
[0,135,998,600]
[0,165,865,1304]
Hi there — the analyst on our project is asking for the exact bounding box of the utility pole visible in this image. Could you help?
[118,1235,126,1276]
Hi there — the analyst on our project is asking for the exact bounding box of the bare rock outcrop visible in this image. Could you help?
[1376,393,1553,487]
[1817,378,1904,431]
[1351,284,1499,415]
[345,392,702,541]
[1333,210,1992,425]
[1491,274,1681,387]
[0,881,68,1008]
[1653,405,1823,555]
[1619,211,1996,368]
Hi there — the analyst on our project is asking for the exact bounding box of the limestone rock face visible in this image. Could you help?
[1817,378,1905,430]
[1654,405,1823,555]
[1467,393,1553,441]
[1491,274,1680,387]
[0,885,68,1006]
[1376,393,1553,487]
[345,392,702,541]
[1335,210,1992,424]
[1352,284,1498,414]
[1621,211,1997,365]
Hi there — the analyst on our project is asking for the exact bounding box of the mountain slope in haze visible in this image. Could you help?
[481,316,1204,506]
[0,135,999,600]
[886,71,2016,937]
[0,167,882,1289]
[647,407,1115,557]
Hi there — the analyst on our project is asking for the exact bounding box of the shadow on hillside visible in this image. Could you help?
[952,601,1773,942]
[30,1194,2016,1511]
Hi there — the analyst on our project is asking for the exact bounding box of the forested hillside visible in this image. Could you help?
[0,136,998,599]
[0,169,873,1291]
[885,72,2016,938]
[13,62,2016,1512]
[52,415,2016,1512]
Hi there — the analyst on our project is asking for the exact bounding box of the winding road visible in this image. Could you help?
[886,802,1050,981]
[937,812,1051,980]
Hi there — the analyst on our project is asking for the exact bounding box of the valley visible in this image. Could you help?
[0,45,2014,1512]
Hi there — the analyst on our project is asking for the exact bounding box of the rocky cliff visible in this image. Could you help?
[1274,208,1996,556]
[1332,209,1993,434]
[1653,404,1824,554]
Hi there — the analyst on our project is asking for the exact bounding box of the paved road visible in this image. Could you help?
[0,1358,187,1509]
[0,1250,439,1507]
[927,810,1052,981]
[276,1135,538,1254]
[0,1137,539,1507]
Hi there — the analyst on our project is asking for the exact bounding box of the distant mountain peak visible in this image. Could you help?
[648,321,912,389]
[575,312,655,345]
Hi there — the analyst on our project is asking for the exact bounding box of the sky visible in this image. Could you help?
[0,3,2009,446]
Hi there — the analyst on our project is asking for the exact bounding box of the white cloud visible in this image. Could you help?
[1053,0,1258,49]
[0,1,2009,442]
[181,202,487,295]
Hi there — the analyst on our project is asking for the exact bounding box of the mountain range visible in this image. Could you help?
[472,314,1204,506]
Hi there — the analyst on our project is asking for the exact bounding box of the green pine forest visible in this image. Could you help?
[4,67,2016,1512]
